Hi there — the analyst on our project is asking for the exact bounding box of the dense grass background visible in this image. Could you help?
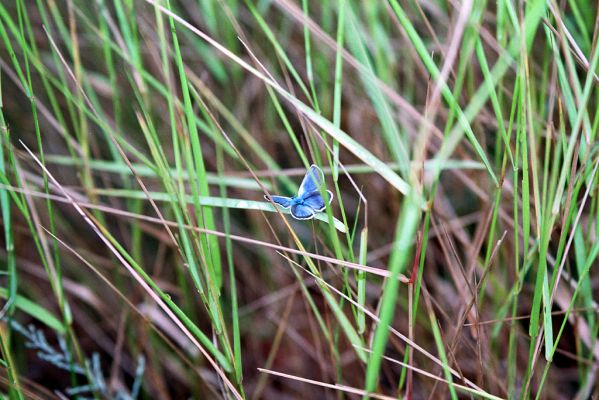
[1,0,598,399]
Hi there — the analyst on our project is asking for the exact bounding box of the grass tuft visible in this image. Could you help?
[1,1,598,398]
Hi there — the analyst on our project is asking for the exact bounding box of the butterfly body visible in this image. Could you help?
[265,165,333,220]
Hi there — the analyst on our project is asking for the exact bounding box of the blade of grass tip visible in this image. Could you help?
[0,288,65,334]
[364,191,421,394]
[331,0,345,182]
[0,324,25,400]
[144,0,419,204]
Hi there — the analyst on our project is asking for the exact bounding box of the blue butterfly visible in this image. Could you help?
[265,165,333,220]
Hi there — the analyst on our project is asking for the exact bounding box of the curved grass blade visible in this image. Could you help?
[0,288,65,334]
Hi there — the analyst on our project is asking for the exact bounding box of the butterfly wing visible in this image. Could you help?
[297,165,324,197]
[269,165,331,219]
[264,195,294,209]
[290,204,315,220]
[301,190,333,212]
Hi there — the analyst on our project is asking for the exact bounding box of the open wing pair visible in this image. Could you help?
[265,165,333,220]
